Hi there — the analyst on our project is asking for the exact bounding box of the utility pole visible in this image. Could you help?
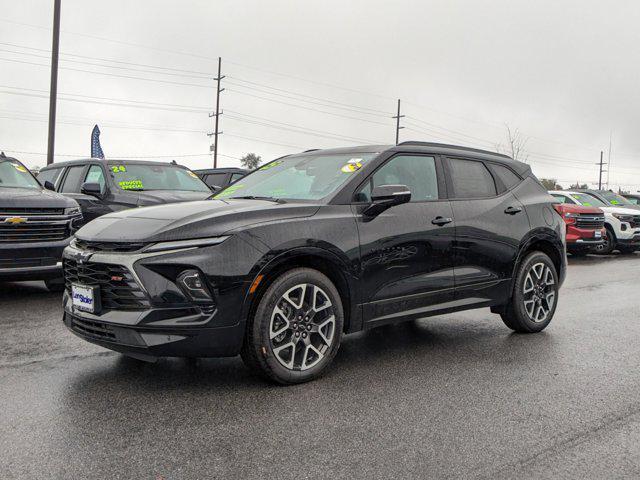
[597,150,607,190]
[392,99,404,145]
[46,0,61,165]
[208,57,224,168]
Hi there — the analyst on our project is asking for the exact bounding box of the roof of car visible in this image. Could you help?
[40,158,191,169]
[193,167,249,174]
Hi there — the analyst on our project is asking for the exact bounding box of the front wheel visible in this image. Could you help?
[241,268,344,384]
[500,251,559,333]
[595,228,615,255]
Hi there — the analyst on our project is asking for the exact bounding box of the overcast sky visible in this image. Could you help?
[2,0,640,189]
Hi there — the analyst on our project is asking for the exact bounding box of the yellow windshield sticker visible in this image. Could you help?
[118,180,143,190]
[12,163,28,173]
[610,200,620,204]
[341,159,363,173]
[187,171,199,178]
[259,160,283,171]
[214,184,244,198]
[111,165,127,173]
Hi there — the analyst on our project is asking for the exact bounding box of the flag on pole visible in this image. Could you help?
[91,124,105,159]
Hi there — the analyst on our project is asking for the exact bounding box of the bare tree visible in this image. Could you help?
[496,124,529,163]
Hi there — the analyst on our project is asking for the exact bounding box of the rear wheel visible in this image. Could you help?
[500,251,558,333]
[241,268,344,384]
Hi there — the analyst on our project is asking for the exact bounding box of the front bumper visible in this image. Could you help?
[0,238,70,280]
[61,235,264,359]
[63,309,244,360]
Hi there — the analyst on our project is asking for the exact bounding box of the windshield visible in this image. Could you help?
[600,191,633,206]
[109,163,210,192]
[214,152,377,201]
[569,193,606,207]
[0,159,41,189]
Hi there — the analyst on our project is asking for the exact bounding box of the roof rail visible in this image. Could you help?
[397,141,511,159]
[301,149,320,153]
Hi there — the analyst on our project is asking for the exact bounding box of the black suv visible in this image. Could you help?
[62,143,566,383]
[0,154,82,289]
[38,159,212,225]
[194,167,249,192]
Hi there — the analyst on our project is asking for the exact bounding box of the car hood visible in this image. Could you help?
[135,190,212,206]
[0,186,77,209]
[76,198,320,243]
[601,205,640,215]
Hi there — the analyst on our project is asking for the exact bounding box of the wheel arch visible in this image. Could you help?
[512,229,566,291]
[240,246,359,335]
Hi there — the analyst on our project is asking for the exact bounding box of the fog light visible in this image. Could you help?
[621,224,628,231]
[177,269,213,302]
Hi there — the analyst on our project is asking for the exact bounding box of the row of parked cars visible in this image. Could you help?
[550,188,640,255]
[0,152,247,290]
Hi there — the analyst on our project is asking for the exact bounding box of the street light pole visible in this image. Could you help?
[46,0,61,165]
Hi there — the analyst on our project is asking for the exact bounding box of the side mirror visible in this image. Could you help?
[81,182,103,197]
[364,184,411,216]
[44,180,55,191]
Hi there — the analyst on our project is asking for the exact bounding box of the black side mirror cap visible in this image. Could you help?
[364,184,412,216]
[81,182,102,197]
[43,180,55,191]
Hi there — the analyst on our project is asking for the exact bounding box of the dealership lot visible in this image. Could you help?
[2,254,640,479]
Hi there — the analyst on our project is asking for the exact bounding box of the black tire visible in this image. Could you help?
[595,226,616,255]
[45,277,65,292]
[500,251,559,333]
[618,246,637,255]
[240,268,344,384]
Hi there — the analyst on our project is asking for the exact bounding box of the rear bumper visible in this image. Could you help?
[0,238,70,280]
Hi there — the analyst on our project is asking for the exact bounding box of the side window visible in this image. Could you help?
[84,165,106,193]
[204,173,227,188]
[488,163,521,192]
[230,172,245,183]
[448,158,497,198]
[551,194,570,204]
[357,155,439,203]
[60,166,86,193]
[37,167,63,188]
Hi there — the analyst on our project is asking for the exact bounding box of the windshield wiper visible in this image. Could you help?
[229,195,285,203]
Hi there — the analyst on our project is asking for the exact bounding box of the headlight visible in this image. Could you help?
[613,213,634,222]
[143,236,229,253]
[65,206,82,216]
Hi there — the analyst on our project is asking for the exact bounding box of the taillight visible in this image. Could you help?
[552,204,577,225]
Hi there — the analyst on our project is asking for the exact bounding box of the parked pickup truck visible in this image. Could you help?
[551,200,605,256]
[0,154,82,290]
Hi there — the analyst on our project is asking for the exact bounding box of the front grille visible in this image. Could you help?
[74,239,145,253]
[0,208,64,216]
[629,216,640,228]
[575,214,605,229]
[70,316,116,341]
[0,223,69,242]
[64,259,150,311]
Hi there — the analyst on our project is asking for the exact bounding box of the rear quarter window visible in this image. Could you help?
[488,163,521,192]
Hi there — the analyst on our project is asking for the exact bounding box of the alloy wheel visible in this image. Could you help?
[269,283,336,371]
[522,262,556,323]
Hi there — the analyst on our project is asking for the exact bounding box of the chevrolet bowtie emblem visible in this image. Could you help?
[3,216,28,225]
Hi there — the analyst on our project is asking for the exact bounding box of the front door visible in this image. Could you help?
[354,154,456,328]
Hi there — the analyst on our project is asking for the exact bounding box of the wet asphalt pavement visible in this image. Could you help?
[2,254,640,479]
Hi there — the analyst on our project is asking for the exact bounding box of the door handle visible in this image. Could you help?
[432,216,453,226]
[504,206,522,215]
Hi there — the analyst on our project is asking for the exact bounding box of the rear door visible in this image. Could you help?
[445,157,530,307]
[354,153,456,327]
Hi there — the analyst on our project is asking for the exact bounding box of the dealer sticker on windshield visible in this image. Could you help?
[71,284,96,313]
[341,158,364,173]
